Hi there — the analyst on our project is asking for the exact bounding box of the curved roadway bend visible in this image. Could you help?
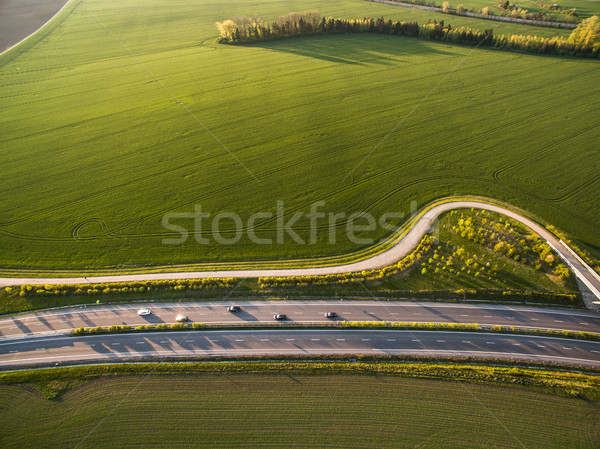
[2,301,600,340]
[1,201,600,304]
[2,330,600,369]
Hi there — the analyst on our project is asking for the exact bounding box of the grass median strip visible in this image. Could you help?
[68,320,600,342]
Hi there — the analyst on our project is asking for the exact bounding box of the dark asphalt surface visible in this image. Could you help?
[2,329,600,369]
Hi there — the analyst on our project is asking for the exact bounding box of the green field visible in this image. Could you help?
[1,372,598,448]
[0,0,599,273]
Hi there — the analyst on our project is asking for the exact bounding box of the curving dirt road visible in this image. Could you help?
[1,200,599,307]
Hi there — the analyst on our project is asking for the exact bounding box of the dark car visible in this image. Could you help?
[325,312,337,318]
[274,314,287,320]
[227,306,241,312]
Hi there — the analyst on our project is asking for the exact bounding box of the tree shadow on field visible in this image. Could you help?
[251,33,453,65]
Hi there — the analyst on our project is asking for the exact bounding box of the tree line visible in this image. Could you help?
[216,12,600,58]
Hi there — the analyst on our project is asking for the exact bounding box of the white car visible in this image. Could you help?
[176,315,189,322]
[137,309,152,316]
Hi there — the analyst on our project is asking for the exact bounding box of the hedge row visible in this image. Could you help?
[216,13,600,58]
[6,278,238,298]
[259,235,435,288]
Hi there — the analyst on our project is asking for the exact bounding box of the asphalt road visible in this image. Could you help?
[2,300,599,339]
[2,201,599,308]
[2,329,599,369]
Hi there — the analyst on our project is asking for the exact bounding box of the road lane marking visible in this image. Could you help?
[484,315,492,318]
[160,341,169,344]
[461,341,472,344]
[387,339,396,342]
[336,339,346,341]
[208,339,219,342]
[185,340,194,343]
[260,339,269,341]
[9,350,18,353]
[530,318,539,321]
[361,339,371,341]
[111,343,120,346]
[136,342,145,344]
[512,343,521,346]
[436,340,445,343]
[311,339,320,341]
[537,345,546,348]
[285,339,295,341]
[486,342,495,345]
[235,339,244,342]
[460,315,469,317]
[412,339,420,342]
[555,320,564,323]
[36,348,45,350]
[563,347,573,350]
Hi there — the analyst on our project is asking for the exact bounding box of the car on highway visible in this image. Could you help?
[274,314,287,320]
[324,312,337,318]
[227,306,241,312]
[175,315,189,322]
[137,309,152,316]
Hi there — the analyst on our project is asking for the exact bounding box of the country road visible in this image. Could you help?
[2,329,599,369]
[2,201,599,307]
[2,300,599,340]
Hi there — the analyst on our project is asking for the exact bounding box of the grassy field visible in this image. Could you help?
[0,371,598,448]
[0,0,598,273]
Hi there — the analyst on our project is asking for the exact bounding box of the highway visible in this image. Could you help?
[1,300,599,369]
[1,200,599,308]
[2,329,599,369]
[2,300,600,339]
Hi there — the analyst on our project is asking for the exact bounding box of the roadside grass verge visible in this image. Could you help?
[1,358,599,401]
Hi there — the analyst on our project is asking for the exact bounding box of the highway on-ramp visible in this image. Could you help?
[1,200,599,308]
[2,329,600,369]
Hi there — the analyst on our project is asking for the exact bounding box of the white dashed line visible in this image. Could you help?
[530,318,539,321]
[412,339,421,342]
[436,340,445,343]
[285,339,295,341]
[460,315,469,317]
[9,350,18,353]
[361,339,371,341]
[486,342,495,345]
[387,339,396,342]
[136,342,144,345]
[461,341,472,344]
[537,345,546,348]
[111,343,120,346]
[234,339,244,342]
[260,339,269,342]
[555,320,564,323]
[185,340,194,343]
[563,347,572,350]
[160,341,169,344]
[512,343,521,346]
[336,339,346,341]
[311,339,320,341]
